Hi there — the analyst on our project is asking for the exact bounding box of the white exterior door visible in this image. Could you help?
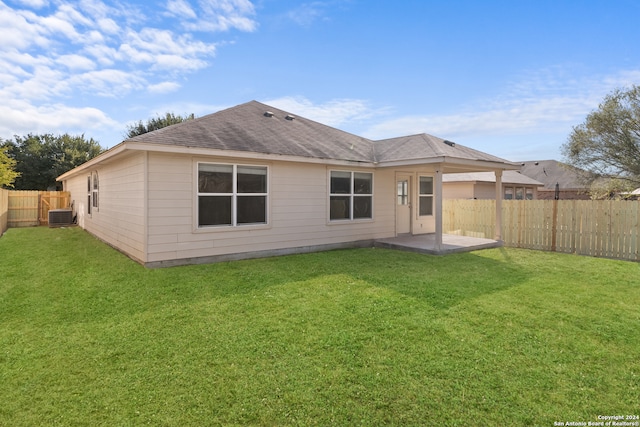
[396,176,411,234]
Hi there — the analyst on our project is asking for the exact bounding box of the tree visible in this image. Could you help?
[562,85,640,192]
[0,143,20,188]
[125,112,195,138]
[5,133,104,190]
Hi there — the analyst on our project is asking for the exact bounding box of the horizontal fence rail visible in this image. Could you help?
[444,199,640,262]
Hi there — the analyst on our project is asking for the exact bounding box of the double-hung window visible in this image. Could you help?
[198,163,268,227]
[419,176,433,216]
[329,171,373,221]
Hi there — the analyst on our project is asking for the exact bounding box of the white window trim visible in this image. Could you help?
[196,161,270,229]
[328,169,374,223]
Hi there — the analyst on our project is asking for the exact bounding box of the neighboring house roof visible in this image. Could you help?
[442,171,543,186]
[519,160,587,190]
[58,101,519,181]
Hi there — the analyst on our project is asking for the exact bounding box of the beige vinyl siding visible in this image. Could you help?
[146,153,395,264]
[62,152,146,263]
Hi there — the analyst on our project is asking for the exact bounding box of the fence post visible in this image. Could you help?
[551,199,558,252]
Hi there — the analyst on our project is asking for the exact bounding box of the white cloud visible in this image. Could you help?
[0,100,118,139]
[286,2,328,27]
[56,54,96,71]
[1,0,257,142]
[13,0,49,8]
[165,0,197,19]
[364,67,640,141]
[182,0,258,32]
[264,96,383,128]
[147,81,182,94]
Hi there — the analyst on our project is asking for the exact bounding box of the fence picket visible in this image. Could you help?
[6,191,70,227]
[443,199,640,262]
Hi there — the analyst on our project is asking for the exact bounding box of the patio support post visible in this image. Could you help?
[435,168,443,251]
[494,169,503,241]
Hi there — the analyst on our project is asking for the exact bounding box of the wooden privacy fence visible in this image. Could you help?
[0,188,8,235]
[5,191,71,228]
[444,199,640,262]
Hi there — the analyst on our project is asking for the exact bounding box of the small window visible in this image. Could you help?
[330,171,373,221]
[504,187,514,200]
[418,176,433,216]
[525,188,534,200]
[87,175,92,215]
[515,187,524,200]
[198,163,267,227]
[92,172,99,211]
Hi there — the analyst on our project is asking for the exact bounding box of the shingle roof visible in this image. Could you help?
[373,133,513,164]
[519,160,587,190]
[128,100,374,163]
[126,100,516,167]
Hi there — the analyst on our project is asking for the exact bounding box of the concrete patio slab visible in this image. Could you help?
[375,234,502,255]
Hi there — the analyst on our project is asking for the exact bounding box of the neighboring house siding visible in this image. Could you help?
[145,153,396,264]
[64,152,146,262]
[442,182,475,199]
[474,183,498,199]
[443,182,539,200]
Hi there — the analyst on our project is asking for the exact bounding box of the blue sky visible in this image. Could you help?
[1,0,639,161]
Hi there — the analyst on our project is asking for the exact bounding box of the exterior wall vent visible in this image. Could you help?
[285,114,295,121]
[49,208,73,227]
[264,111,274,117]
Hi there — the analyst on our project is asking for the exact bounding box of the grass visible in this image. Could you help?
[0,227,639,426]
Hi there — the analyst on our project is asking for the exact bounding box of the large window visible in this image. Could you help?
[198,163,268,227]
[330,171,373,221]
[419,176,433,216]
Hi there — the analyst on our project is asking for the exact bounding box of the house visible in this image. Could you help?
[519,160,590,200]
[57,101,519,267]
[442,171,543,200]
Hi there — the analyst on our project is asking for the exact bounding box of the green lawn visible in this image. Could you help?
[1,227,639,426]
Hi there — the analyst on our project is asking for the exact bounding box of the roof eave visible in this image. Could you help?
[56,142,127,181]
[377,156,521,171]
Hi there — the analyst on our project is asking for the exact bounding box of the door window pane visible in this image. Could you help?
[397,181,408,205]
